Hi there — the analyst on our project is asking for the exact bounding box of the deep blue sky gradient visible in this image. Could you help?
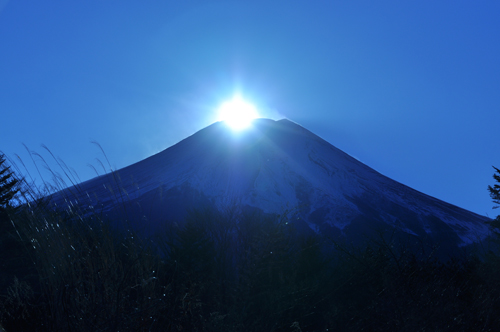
[1,1,499,216]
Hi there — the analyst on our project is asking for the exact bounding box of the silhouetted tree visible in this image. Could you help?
[489,166,500,213]
[0,153,29,308]
[0,153,19,213]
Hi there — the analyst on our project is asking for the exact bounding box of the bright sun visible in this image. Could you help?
[217,96,259,131]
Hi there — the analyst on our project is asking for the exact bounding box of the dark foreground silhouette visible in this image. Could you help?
[1,200,500,332]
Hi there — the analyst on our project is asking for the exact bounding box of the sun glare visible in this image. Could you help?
[217,96,259,131]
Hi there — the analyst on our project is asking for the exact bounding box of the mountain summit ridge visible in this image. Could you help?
[52,118,491,251]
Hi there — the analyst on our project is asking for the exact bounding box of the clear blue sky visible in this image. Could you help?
[1,1,499,217]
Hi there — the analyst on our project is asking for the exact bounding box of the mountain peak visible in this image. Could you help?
[51,118,492,255]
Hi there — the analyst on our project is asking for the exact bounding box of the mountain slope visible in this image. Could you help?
[52,118,491,251]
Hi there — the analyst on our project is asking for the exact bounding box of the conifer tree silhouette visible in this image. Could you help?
[489,166,500,212]
[0,153,19,212]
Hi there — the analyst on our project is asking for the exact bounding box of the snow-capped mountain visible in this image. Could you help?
[53,118,491,252]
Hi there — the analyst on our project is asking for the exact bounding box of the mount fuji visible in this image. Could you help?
[52,118,491,254]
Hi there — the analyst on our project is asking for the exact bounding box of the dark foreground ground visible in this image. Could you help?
[1,203,500,332]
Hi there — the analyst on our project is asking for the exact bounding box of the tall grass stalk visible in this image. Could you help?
[0,148,170,331]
